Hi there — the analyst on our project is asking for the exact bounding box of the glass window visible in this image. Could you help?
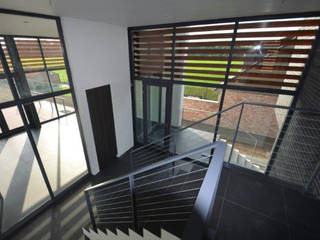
[170,84,222,156]
[0,78,14,103]
[49,70,70,92]
[221,89,293,172]
[32,97,57,122]
[2,106,24,130]
[0,132,51,232]
[32,114,87,194]
[54,93,74,116]
[25,71,52,96]
[134,80,143,143]
[171,84,222,129]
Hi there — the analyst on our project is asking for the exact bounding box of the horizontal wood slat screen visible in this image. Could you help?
[0,58,3,74]
[0,37,13,72]
[132,16,320,91]
[0,37,65,73]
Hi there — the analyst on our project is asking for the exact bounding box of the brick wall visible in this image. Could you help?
[182,90,280,138]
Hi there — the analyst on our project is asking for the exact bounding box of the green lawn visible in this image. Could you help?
[52,69,68,83]
[183,60,243,101]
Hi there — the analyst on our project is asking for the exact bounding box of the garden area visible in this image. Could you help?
[183,60,243,101]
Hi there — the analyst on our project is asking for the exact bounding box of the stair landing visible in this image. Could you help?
[209,165,320,240]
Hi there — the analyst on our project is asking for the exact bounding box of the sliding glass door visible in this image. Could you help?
[0,12,88,235]
[134,80,170,144]
[146,84,167,142]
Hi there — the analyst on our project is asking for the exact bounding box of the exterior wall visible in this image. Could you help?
[182,90,280,138]
[270,40,320,197]
[61,17,133,174]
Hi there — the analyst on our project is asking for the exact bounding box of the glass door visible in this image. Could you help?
[145,84,167,143]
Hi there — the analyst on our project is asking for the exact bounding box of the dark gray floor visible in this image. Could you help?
[210,165,320,240]
[5,152,320,240]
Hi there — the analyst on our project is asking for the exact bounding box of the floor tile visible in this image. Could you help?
[284,187,320,235]
[216,201,289,240]
[225,167,286,223]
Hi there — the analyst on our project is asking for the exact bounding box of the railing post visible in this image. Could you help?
[129,175,138,231]
[130,151,134,171]
[228,103,244,165]
[84,191,97,231]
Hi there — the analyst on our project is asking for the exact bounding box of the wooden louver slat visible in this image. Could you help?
[132,17,320,91]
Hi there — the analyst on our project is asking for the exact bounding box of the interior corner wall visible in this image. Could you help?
[60,17,133,175]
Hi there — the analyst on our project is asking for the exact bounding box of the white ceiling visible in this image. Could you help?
[0,0,320,27]
[0,14,58,37]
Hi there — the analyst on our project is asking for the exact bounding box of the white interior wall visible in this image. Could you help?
[61,17,133,174]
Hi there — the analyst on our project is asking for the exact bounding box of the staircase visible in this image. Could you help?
[83,141,226,240]
[83,227,180,240]
[220,139,264,173]
[83,102,320,239]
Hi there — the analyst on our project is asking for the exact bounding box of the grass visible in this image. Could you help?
[183,60,243,101]
[52,69,68,83]
[184,85,220,101]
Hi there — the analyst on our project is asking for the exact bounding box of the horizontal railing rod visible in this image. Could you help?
[93,194,131,204]
[137,188,201,201]
[131,102,243,153]
[137,204,194,212]
[137,212,192,218]
[85,143,217,192]
[96,206,132,212]
[95,200,132,208]
[93,211,132,216]
[137,179,204,195]
[134,157,209,182]
[92,180,129,194]
[135,169,207,189]
[137,196,196,207]
[93,188,130,199]
[243,101,320,114]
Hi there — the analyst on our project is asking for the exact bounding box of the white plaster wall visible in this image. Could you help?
[61,17,133,174]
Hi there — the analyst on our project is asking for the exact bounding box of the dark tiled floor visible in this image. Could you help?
[209,165,320,240]
[4,154,132,240]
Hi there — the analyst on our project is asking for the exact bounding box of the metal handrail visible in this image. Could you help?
[84,142,218,232]
[131,102,244,154]
[131,100,320,173]
[131,101,320,156]
[85,143,216,192]
[85,101,320,235]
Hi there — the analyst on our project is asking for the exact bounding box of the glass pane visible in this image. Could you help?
[25,71,52,95]
[2,106,24,130]
[32,97,57,122]
[32,114,87,194]
[171,84,221,152]
[222,90,293,172]
[54,93,74,116]
[15,38,45,72]
[134,80,143,143]
[49,70,70,92]
[146,85,166,142]
[0,78,14,103]
[0,132,50,232]
[40,39,66,70]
